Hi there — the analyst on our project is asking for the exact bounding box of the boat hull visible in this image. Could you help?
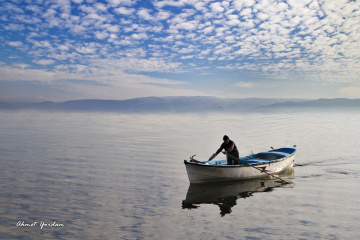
[184,148,296,183]
[183,168,294,205]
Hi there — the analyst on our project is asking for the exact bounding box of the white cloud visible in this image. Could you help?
[256,12,269,21]
[156,11,171,20]
[85,13,107,22]
[1,2,25,14]
[94,3,108,11]
[34,59,55,65]
[181,55,194,59]
[338,86,360,98]
[114,7,135,15]
[69,24,87,34]
[202,25,214,34]
[76,46,96,54]
[214,46,232,55]
[78,5,97,14]
[7,41,23,47]
[233,0,255,11]
[107,25,120,33]
[176,21,197,30]
[4,23,25,31]
[178,46,196,54]
[287,0,312,10]
[224,35,235,43]
[109,34,118,40]
[137,8,153,20]
[131,33,148,40]
[113,39,133,45]
[0,65,56,82]
[241,8,252,18]
[154,0,187,8]
[53,0,72,14]
[193,1,207,11]
[233,82,258,88]
[0,63,206,100]
[210,2,224,13]
[106,0,124,7]
[95,31,109,40]
[200,49,211,56]
[88,57,182,74]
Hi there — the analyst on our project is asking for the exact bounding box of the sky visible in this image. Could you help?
[1,0,360,101]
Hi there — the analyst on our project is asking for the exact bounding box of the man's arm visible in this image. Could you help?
[215,143,224,155]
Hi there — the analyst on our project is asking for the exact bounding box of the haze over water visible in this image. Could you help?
[0,110,359,239]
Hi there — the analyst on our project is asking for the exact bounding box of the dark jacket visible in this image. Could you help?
[216,140,239,158]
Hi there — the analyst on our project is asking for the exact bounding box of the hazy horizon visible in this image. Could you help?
[2,96,360,114]
[0,95,316,103]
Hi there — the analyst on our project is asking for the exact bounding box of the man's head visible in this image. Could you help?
[223,135,229,143]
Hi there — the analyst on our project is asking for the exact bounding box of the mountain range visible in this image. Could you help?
[1,97,359,113]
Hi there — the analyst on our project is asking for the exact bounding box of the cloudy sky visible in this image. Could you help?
[1,0,360,101]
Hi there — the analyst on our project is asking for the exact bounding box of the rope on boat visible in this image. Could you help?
[226,153,292,184]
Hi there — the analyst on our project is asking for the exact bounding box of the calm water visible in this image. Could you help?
[0,110,359,240]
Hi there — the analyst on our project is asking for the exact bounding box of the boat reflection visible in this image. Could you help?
[182,167,294,217]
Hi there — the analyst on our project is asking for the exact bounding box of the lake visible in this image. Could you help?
[0,110,359,239]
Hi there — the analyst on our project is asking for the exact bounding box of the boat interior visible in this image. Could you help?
[204,147,295,166]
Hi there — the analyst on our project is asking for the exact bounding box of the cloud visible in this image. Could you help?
[114,7,135,15]
[154,0,188,8]
[233,0,255,11]
[34,59,56,65]
[94,3,108,11]
[210,2,225,13]
[89,57,182,73]
[4,23,26,31]
[338,86,360,98]
[137,8,153,20]
[0,65,56,82]
[202,25,214,34]
[233,82,258,88]
[113,39,133,45]
[107,25,120,32]
[0,60,203,100]
[76,46,96,54]
[131,33,148,40]
[156,11,171,20]
[85,13,108,22]
[95,31,109,40]
[106,0,137,7]
[175,21,197,30]
[7,41,23,47]
[1,2,25,14]
[178,45,196,54]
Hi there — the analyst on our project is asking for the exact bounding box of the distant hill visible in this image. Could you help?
[259,98,360,111]
[1,97,359,113]
[0,96,304,113]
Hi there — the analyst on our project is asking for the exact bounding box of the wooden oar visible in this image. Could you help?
[226,153,292,184]
[208,153,217,161]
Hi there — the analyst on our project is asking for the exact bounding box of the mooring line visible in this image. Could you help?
[226,153,292,184]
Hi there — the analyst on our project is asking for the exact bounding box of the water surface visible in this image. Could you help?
[0,110,359,239]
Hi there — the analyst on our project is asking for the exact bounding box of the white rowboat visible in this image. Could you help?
[184,146,296,183]
[182,168,294,211]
